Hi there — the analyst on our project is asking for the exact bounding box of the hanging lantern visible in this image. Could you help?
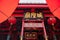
[8,16,16,24]
[46,0,60,19]
[0,0,18,23]
[47,17,56,25]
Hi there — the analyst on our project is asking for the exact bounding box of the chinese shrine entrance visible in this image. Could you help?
[20,12,47,40]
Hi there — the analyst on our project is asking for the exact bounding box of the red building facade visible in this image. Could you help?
[0,4,60,40]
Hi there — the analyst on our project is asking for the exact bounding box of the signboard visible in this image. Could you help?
[25,32,37,39]
[24,23,44,27]
[24,12,44,20]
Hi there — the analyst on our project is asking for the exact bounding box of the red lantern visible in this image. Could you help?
[8,16,16,24]
[0,0,18,23]
[47,17,56,25]
[46,0,60,19]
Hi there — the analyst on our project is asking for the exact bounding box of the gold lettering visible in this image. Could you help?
[31,12,36,18]
[37,12,43,18]
[25,12,30,18]
[24,12,43,19]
